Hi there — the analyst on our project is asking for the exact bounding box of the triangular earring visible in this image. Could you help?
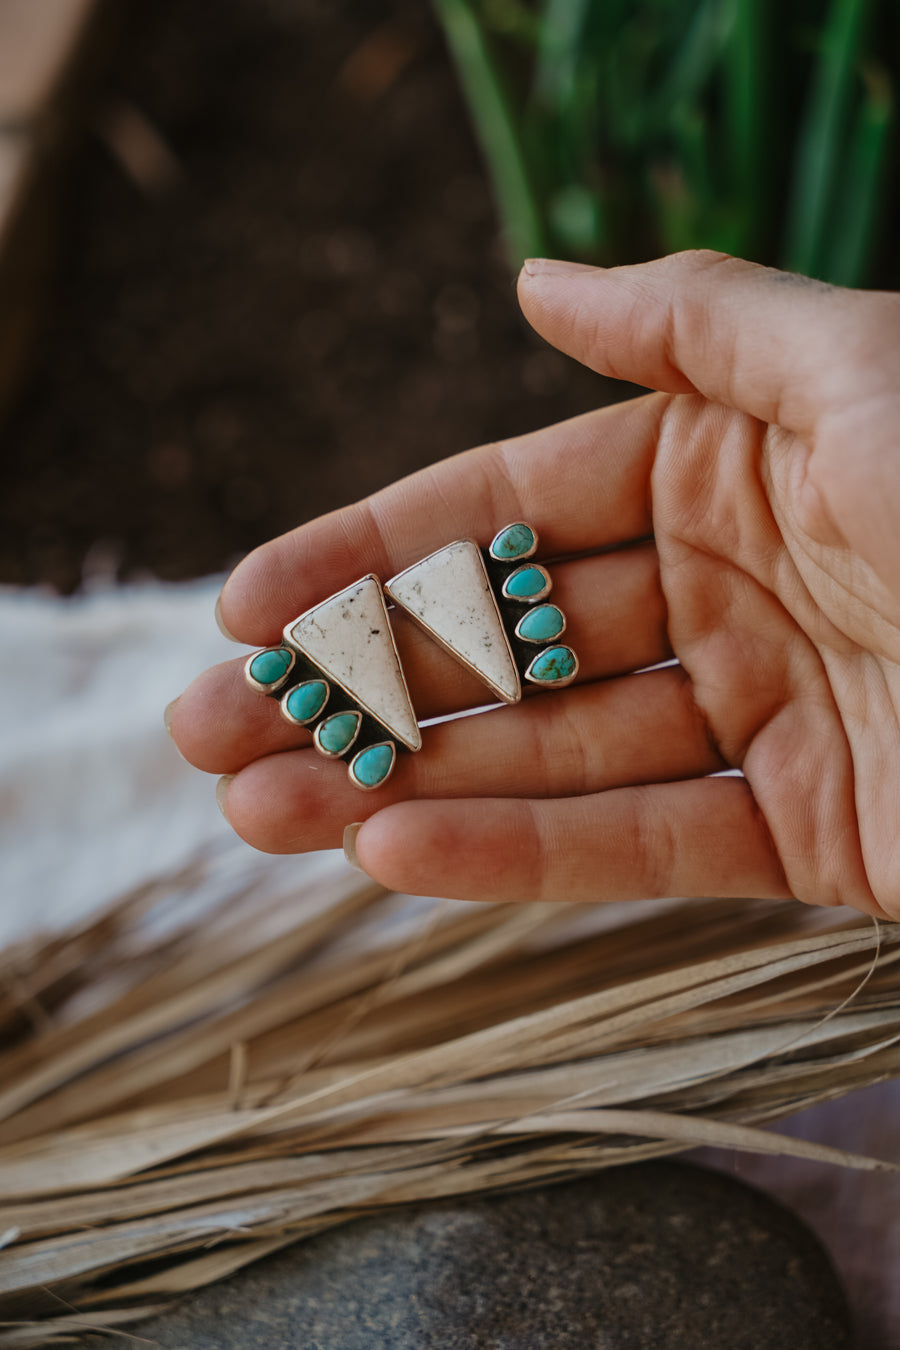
[385,538,522,703]
[245,575,421,790]
[385,523,577,702]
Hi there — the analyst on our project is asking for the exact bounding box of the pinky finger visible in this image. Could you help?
[351,778,792,905]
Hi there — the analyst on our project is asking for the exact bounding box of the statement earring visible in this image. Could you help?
[245,575,421,790]
[385,522,578,704]
[243,523,577,791]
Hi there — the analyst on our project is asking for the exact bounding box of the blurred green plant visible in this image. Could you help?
[431,0,896,285]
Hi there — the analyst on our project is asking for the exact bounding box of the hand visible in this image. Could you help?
[169,251,900,918]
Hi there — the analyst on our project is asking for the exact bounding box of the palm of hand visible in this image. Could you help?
[655,394,897,917]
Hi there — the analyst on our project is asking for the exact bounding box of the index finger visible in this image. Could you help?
[219,393,664,646]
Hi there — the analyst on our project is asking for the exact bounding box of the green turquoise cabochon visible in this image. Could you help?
[525,645,578,686]
[282,680,329,725]
[502,565,551,602]
[350,742,396,789]
[315,711,362,756]
[489,522,536,561]
[247,646,294,688]
[515,604,565,643]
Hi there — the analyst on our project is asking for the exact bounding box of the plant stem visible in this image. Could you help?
[782,0,874,277]
[432,0,547,264]
[823,60,893,285]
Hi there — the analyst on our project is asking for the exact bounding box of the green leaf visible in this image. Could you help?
[645,0,737,137]
[821,61,893,285]
[532,0,594,111]
[721,0,770,257]
[782,0,876,277]
[431,0,547,265]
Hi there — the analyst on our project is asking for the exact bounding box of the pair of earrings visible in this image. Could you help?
[245,523,578,790]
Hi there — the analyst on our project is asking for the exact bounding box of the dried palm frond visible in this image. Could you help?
[0,842,897,1346]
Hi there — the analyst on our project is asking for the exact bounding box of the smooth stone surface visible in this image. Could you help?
[315,710,361,756]
[123,1163,854,1350]
[516,603,565,643]
[288,577,421,751]
[248,646,292,686]
[503,564,550,600]
[350,741,395,788]
[282,679,328,724]
[527,643,577,683]
[387,539,521,704]
[489,522,536,561]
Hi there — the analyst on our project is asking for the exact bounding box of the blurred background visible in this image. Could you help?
[0,0,610,594]
[1,0,896,594]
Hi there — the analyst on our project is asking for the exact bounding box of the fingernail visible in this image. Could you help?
[343,822,367,873]
[215,594,241,643]
[521,258,600,277]
[163,698,179,736]
[216,774,235,817]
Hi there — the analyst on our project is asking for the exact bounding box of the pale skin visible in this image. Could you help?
[169,251,900,919]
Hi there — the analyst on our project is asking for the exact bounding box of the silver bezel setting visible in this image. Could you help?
[279,678,330,726]
[524,645,579,689]
[501,564,552,604]
[313,710,362,758]
[245,646,297,694]
[348,740,397,790]
[488,522,539,563]
[514,604,566,645]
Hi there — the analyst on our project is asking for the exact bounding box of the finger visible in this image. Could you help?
[172,544,671,773]
[517,251,892,437]
[353,778,791,904]
[218,393,665,645]
[221,666,726,854]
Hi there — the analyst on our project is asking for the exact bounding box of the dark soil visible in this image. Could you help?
[0,0,615,593]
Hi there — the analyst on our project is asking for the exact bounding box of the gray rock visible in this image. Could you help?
[113,1162,854,1349]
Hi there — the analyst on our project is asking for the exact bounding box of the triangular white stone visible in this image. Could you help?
[286,576,421,751]
[386,540,521,704]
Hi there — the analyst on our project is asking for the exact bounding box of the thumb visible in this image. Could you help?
[517,251,885,438]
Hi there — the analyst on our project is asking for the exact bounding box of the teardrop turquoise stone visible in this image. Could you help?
[504,565,548,600]
[490,523,535,560]
[318,711,361,754]
[352,742,395,788]
[517,604,564,642]
[284,680,328,724]
[249,647,292,685]
[527,645,577,683]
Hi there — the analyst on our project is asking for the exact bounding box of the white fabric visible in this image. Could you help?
[0,577,238,947]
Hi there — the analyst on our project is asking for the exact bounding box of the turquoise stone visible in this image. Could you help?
[516,604,564,643]
[490,522,536,561]
[503,565,549,601]
[249,647,293,686]
[284,680,328,724]
[351,742,396,788]
[317,711,361,755]
[527,645,577,684]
